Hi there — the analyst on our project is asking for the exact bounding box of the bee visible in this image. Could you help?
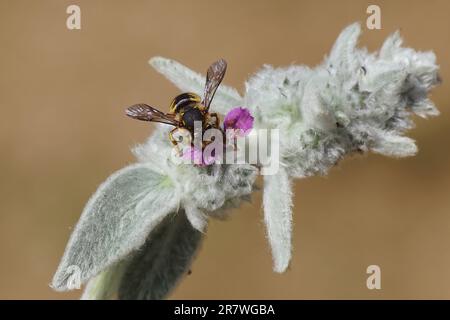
[125,59,227,151]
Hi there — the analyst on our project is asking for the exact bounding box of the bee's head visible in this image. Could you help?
[169,92,201,114]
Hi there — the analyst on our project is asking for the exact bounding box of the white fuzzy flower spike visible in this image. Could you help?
[52,23,441,299]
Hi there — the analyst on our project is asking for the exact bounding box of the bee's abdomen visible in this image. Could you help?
[169,92,201,114]
[181,107,204,131]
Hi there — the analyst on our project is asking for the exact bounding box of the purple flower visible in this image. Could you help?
[223,107,254,136]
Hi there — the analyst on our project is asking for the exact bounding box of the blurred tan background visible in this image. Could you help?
[0,0,449,299]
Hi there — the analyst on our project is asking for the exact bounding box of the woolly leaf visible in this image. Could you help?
[300,74,337,131]
[263,167,293,273]
[369,128,418,157]
[52,163,179,291]
[327,22,361,72]
[81,261,128,300]
[379,31,403,59]
[118,210,203,300]
[184,201,208,233]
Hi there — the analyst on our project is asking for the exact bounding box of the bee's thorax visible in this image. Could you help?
[169,92,202,114]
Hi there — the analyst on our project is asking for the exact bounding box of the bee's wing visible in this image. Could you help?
[202,59,227,111]
[126,104,180,126]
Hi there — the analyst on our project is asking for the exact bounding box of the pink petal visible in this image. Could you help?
[224,107,254,136]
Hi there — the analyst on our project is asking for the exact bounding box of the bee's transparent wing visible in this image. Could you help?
[150,57,243,115]
[202,59,227,111]
[126,104,179,126]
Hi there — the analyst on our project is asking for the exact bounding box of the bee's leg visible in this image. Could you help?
[209,112,220,128]
[208,113,228,147]
[169,128,182,156]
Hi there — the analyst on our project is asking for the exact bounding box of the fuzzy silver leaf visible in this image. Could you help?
[52,163,179,291]
[263,167,293,273]
[118,210,203,300]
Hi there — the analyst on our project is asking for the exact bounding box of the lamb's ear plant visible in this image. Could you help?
[51,23,441,299]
